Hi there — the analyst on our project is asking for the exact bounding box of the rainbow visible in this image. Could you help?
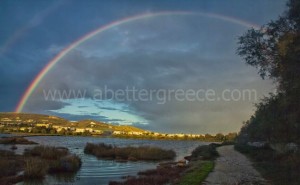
[15,11,260,112]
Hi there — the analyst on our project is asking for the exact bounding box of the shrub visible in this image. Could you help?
[24,145,81,175]
[0,150,23,179]
[0,149,15,157]
[234,144,276,162]
[48,155,82,173]
[191,144,219,160]
[24,145,68,160]
[24,158,48,179]
[0,159,19,178]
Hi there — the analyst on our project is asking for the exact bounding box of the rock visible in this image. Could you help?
[176,162,185,167]
[184,155,192,161]
[178,159,186,163]
[176,159,188,167]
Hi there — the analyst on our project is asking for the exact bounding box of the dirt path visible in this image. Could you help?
[203,145,268,185]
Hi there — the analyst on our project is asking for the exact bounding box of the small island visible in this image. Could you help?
[84,142,176,161]
[0,137,37,145]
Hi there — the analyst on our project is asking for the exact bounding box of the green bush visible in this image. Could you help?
[191,144,219,160]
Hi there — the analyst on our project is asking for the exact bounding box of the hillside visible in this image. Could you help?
[67,119,145,132]
[0,112,147,133]
[0,112,69,125]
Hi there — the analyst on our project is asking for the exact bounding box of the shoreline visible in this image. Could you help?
[1,132,222,142]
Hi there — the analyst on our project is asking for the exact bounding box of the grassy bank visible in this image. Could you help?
[178,160,214,185]
[84,142,176,161]
[109,164,187,185]
[177,143,218,185]
[2,130,236,142]
[235,144,300,185]
[109,143,218,185]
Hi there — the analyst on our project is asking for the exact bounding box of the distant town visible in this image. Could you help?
[0,112,237,142]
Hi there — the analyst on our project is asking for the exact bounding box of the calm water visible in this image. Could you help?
[0,134,207,185]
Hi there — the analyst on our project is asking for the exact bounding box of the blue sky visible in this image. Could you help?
[0,0,287,133]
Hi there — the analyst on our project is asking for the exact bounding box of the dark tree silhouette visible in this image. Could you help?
[237,0,300,143]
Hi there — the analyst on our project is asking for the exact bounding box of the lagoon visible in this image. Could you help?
[0,134,206,185]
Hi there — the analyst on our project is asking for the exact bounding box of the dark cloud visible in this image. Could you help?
[93,104,119,111]
[20,10,277,134]
[24,99,70,112]
[46,111,125,123]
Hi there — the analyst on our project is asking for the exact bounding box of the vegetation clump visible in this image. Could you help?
[0,145,82,184]
[24,158,48,179]
[0,150,24,184]
[0,151,21,177]
[109,165,186,185]
[0,136,37,144]
[191,143,220,160]
[178,161,214,185]
[109,143,218,185]
[24,145,82,177]
[84,142,176,161]
[24,145,68,160]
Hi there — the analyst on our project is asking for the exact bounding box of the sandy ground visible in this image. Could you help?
[203,145,269,185]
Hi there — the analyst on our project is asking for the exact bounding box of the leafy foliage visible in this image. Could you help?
[237,0,300,144]
[191,143,220,160]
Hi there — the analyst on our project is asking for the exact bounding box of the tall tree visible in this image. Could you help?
[237,0,300,143]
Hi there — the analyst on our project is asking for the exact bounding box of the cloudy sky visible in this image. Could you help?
[0,0,287,134]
